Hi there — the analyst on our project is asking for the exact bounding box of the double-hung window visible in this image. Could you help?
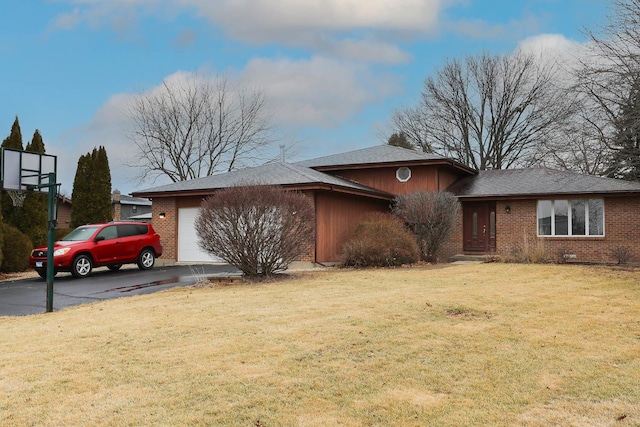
[537,199,604,236]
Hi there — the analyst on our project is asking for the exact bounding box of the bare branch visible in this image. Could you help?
[127,73,276,184]
[391,51,577,170]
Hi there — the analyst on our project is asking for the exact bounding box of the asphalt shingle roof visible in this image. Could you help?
[448,167,640,198]
[120,195,152,206]
[295,144,447,168]
[136,161,392,197]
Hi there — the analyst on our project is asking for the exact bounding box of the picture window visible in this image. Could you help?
[537,199,604,236]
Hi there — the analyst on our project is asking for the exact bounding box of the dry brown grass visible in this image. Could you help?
[1,263,639,426]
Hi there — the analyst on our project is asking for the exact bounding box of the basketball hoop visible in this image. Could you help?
[7,190,27,207]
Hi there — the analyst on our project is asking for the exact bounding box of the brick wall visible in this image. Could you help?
[494,197,640,263]
[151,197,177,263]
[439,208,463,261]
[439,196,640,264]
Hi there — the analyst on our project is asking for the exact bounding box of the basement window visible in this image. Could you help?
[396,167,411,182]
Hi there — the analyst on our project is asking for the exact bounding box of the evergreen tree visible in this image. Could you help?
[387,131,414,150]
[605,77,640,181]
[1,116,24,150]
[14,129,49,246]
[1,117,25,235]
[91,146,113,222]
[70,153,92,228]
[25,129,45,152]
[0,117,24,266]
[70,147,112,227]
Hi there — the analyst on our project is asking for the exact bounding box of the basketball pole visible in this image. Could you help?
[45,172,56,313]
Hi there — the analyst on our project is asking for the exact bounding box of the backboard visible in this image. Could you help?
[1,148,57,192]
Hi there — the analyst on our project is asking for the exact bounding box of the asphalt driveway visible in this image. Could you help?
[0,264,240,317]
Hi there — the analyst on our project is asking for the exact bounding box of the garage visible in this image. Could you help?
[177,207,225,263]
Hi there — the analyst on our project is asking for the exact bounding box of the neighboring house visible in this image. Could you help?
[56,194,72,229]
[132,145,640,265]
[112,190,152,221]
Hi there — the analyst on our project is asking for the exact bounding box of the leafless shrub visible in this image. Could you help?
[503,242,549,264]
[195,185,315,277]
[611,246,632,264]
[392,191,460,262]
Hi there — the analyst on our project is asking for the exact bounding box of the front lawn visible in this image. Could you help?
[1,263,638,426]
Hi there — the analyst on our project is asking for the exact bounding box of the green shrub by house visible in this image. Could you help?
[1,224,33,273]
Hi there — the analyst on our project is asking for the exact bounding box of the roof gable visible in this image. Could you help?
[448,167,640,198]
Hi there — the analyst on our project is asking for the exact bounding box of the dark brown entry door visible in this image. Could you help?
[463,202,496,253]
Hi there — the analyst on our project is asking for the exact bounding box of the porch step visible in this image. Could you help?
[448,254,495,263]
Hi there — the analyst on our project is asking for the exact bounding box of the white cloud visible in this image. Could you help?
[191,0,443,35]
[320,38,412,64]
[517,33,587,86]
[52,91,141,195]
[447,14,541,40]
[56,58,400,192]
[50,7,82,31]
[518,33,583,58]
[241,56,401,127]
[48,0,445,63]
[188,0,444,63]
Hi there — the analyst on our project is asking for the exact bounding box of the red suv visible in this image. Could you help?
[29,222,163,279]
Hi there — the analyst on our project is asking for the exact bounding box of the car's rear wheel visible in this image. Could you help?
[137,248,155,270]
[71,255,93,278]
[107,264,122,271]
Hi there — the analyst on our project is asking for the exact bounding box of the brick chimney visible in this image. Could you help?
[112,189,121,220]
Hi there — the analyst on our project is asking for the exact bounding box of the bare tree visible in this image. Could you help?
[128,74,275,183]
[392,191,460,263]
[392,51,576,170]
[572,0,640,178]
[195,185,315,277]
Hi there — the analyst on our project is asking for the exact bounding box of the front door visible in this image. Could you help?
[463,202,496,253]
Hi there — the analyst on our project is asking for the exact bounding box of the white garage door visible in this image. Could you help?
[178,207,225,263]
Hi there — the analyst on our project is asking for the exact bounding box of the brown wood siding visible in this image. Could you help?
[56,201,72,229]
[334,166,439,195]
[315,191,390,262]
[177,196,207,209]
[437,168,462,191]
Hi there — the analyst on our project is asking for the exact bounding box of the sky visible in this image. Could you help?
[0,0,611,196]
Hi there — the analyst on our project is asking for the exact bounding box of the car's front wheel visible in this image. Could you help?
[35,268,57,279]
[137,248,155,270]
[71,255,93,278]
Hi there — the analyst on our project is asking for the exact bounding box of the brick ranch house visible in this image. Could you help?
[132,145,640,266]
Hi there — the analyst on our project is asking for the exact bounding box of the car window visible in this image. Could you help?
[96,225,118,240]
[117,224,148,237]
[61,226,100,241]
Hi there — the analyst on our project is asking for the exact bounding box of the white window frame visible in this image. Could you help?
[396,167,411,182]
[537,198,605,237]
